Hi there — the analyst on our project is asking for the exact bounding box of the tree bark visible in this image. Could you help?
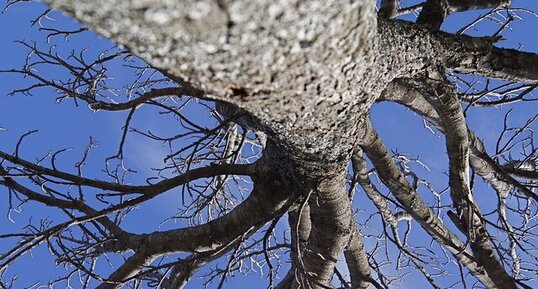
[28,1,537,288]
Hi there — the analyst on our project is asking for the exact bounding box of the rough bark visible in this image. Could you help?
[1,0,535,288]
[44,0,379,171]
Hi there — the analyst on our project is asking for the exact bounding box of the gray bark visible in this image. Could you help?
[2,0,534,288]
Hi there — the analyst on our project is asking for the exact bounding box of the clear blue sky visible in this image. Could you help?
[0,1,537,288]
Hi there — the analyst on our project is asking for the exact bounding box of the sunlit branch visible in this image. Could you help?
[298,175,354,288]
[378,77,537,286]
[378,79,538,202]
[358,119,498,288]
[353,148,449,288]
[421,77,517,289]
[343,223,371,289]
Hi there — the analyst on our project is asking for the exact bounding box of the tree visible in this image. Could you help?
[0,0,537,288]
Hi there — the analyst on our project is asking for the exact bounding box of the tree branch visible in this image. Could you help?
[138,161,299,256]
[378,78,538,202]
[357,119,499,288]
[502,162,538,180]
[377,19,538,84]
[96,252,157,289]
[90,148,302,287]
[417,0,510,30]
[299,175,354,288]
[447,42,538,83]
[88,87,206,111]
[421,77,517,289]
[343,223,371,289]
[379,0,397,18]
[0,150,255,195]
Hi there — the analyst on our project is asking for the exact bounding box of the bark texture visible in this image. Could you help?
[1,0,536,288]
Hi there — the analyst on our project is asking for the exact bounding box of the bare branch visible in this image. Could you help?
[358,119,498,288]
[343,223,371,289]
[417,0,510,30]
[379,0,397,18]
[421,77,517,289]
[0,150,255,195]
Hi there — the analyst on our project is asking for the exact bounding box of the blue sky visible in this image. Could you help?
[1,1,537,288]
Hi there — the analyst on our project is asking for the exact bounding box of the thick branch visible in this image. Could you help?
[417,0,510,30]
[344,224,371,289]
[358,119,498,288]
[97,253,156,289]
[416,0,451,30]
[92,149,301,287]
[377,19,538,84]
[469,135,538,202]
[353,148,439,289]
[378,79,538,202]
[275,204,312,289]
[289,203,312,269]
[300,176,354,288]
[447,44,538,83]
[138,155,300,255]
[160,238,244,289]
[422,79,517,289]
[502,163,538,180]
